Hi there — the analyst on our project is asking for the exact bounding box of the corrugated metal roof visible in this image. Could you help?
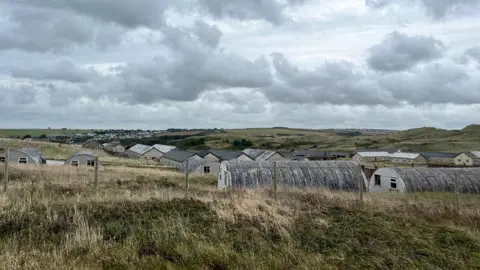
[128,144,153,155]
[392,167,480,193]
[152,144,176,154]
[162,149,198,162]
[420,152,459,159]
[72,151,95,157]
[470,151,480,158]
[17,148,46,165]
[242,148,277,161]
[221,160,366,191]
[390,152,421,159]
[356,152,391,157]
[242,148,267,160]
[206,150,246,161]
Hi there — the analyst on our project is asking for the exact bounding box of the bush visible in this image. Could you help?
[231,139,253,150]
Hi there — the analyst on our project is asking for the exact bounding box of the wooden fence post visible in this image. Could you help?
[273,161,278,200]
[94,156,99,193]
[185,159,189,199]
[3,148,9,192]
[358,165,364,209]
[454,169,461,215]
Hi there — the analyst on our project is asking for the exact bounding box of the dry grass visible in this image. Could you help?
[0,165,479,269]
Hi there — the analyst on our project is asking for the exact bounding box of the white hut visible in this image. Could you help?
[0,148,46,165]
[370,167,480,194]
[218,160,367,191]
[64,151,99,167]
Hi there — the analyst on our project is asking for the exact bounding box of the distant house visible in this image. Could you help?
[390,152,427,164]
[152,144,176,155]
[64,151,99,167]
[242,148,287,161]
[160,149,203,168]
[104,141,125,153]
[126,144,159,160]
[126,143,176,160]
[420,152,459,165]
[352,152,391,163]
[292,150,348,161]
[0,148,46,165]
[82,140,104,150]
[278,152,309,161]
[454,152,480,166]
[200,150,253,162]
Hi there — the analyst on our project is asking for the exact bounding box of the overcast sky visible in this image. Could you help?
[1,0,480,130]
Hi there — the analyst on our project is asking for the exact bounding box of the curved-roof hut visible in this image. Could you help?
[0,148,46,165]
[64,151,99,167]
[370,167,480,194]
[179,157,221,176]
[218,160,367,191]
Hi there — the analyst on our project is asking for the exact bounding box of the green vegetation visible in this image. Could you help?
[0,129,91,138]
[2,125,480,153]
[1,164,480,269]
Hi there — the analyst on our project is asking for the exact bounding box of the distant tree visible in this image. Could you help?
[231,139,253,150]
[22,134,31,139]
[39,134,47,139]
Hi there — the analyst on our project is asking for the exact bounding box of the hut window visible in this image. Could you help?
[204,166,210,174]
[87,160,95,167]
[374,175,381,186]
[71,160,79,167]
[390,179,397,189]
[0,157,4,163]
[18,157,27,164]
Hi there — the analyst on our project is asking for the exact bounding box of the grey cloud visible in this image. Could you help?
[0,0,307,54]
[262,53,480,106]
[262,53,396,106]
[0,3,124,53]
[8,0,170,29]
[9,58,101,83]
[365,0,395,8]
[366,0,480,19]
[378,62,480,105]
[105,23,272,105]
[197,0,305,25]
[463,46,480,65]
[367,31,446,72]
[191,20,222,49]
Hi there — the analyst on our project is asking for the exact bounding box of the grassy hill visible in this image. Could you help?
[0,165,479,269]
[192,126,480,152]
[2,125,480,153]
[0,129,91,138]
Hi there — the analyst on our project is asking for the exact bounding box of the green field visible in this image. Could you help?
[0,129,91,138]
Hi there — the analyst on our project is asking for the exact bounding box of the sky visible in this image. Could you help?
[1,0,480,130]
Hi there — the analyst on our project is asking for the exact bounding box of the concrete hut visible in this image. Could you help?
[64,151,99,167]
[0,148,46,165]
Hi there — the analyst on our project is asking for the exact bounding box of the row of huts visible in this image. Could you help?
[352,150,480,166]
[217,160,480,194]
[3,144,480,195]
[0,148,100,167]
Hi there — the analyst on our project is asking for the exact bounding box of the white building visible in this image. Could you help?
[454,152,480,166]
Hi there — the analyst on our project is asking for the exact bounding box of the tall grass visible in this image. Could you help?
[0,165,479,269]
